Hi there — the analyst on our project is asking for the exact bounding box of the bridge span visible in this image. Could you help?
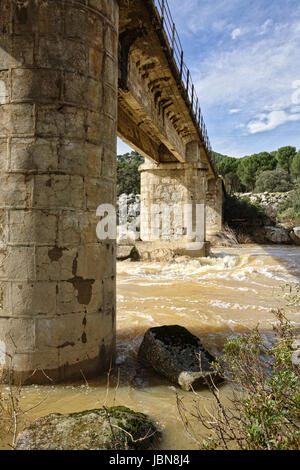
[0,0,223,383]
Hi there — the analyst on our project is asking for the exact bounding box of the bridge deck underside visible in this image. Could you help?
[118,0,215,176]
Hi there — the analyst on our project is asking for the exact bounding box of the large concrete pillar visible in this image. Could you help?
[139,160,208,254]
[206,177,224,235]
[0,0,119,383]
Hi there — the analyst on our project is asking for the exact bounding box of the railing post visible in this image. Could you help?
[154,0,215,174]
[179,50,183,79]
[161,0,165,26]
[191,84,194,109]
[171,22,175,55]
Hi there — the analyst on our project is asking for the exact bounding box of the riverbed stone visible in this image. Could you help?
[289,229,300,246]
[138,325,220,391]
[16,406,160,450]
[293,227,300,240]
[264,226,291,244]
[117,245,139,261]
[117,226,138,246]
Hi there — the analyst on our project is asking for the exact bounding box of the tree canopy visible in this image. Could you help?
[275,146,297,173]
[290,151,300,179]
[117,151,144,196]
[116,147,300,197]
[215,146,299,193]
[254,169,293,193]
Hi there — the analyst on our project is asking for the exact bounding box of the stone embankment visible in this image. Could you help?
[235,192,300,245]
[236,192,291,219]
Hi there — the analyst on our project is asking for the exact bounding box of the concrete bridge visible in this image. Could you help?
[0,0,223,383]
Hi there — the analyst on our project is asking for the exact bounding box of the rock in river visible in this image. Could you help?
[16,406,160,450]
[264,226,291,244]
[138,325,220,391]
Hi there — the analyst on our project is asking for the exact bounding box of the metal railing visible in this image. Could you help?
[153,0,217,173]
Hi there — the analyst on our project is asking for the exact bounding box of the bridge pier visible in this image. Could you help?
[0,0,119,383]
[139,160,208,254]
[206,177,224,236]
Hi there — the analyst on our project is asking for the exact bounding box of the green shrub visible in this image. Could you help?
[117,152,144,196]
[276,146,297,173]
[237,152,277,191]
[218,157,244,193]
[177,306,300,450]
[254,169,293,193]
[224,194,264,225]
[278,187,300,224]
[290,151,300,180]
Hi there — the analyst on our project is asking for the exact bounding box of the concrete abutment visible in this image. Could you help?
[206,177,224,236]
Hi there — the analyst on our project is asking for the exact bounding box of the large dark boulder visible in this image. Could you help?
[16,406,160,450]
[138,325,220,391]
[264,226,291,244]
[117,245,139,260]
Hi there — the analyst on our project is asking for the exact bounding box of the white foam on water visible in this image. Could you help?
[0,341,6,365]
[209,299,270,311]
[117,253,241,282]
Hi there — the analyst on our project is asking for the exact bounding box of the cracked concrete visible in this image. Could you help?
[0,0,118,384]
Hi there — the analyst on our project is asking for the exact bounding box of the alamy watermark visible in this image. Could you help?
[96,201,206,250]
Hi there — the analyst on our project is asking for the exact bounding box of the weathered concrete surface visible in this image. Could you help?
[16,406,160,450]
[0,0,119,383]
[206,177,224,236]
[139,160,207,245]
[138,325,219,391]
[0,0,223,384]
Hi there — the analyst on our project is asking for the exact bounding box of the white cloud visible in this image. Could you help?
[171,0,236,35]
[257,19,273,35]
[231,28,242,39]
[169,0,300,152]
[194,20,300,113]
[247,110,300,134]
[292,80,300,104]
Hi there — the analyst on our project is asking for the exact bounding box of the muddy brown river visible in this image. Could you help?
[1,245,299,449]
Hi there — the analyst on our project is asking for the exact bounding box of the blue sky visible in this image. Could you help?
[118,0,300,158]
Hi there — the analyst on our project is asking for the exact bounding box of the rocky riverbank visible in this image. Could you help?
[233,192,300,245]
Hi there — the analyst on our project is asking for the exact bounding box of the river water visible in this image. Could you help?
[1,245,300,449]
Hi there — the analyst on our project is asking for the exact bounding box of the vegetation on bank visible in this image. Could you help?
[117,148,300,226]
[118,147,300,197]
[278,188,300,225]
[215,146,300,194]
[216,146,300,227]
[177,288,300,450]
[117,151,144,196]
